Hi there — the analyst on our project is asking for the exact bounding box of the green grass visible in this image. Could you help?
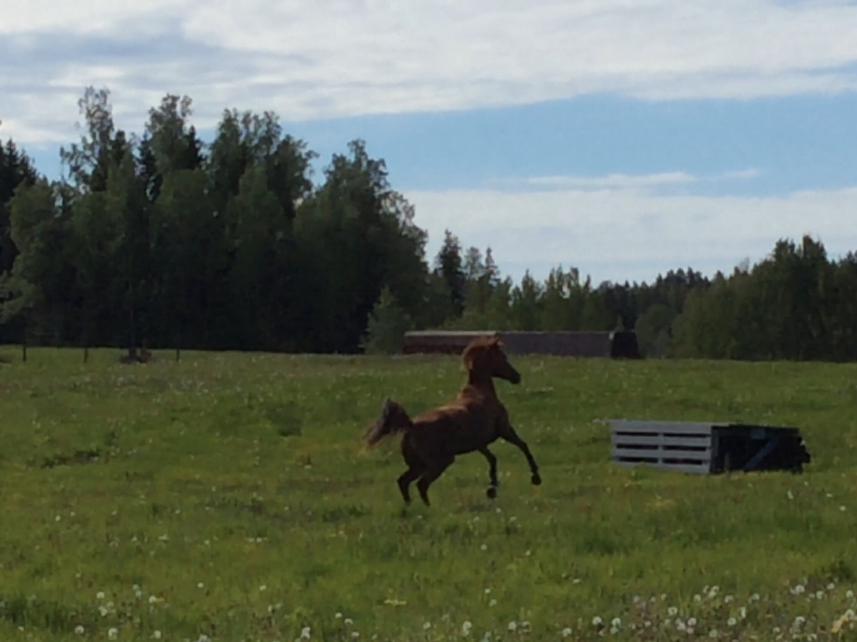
[1,346,857,641]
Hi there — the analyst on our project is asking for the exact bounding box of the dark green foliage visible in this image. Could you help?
[361,287,412,354]
[4,88,857,361]
[0,139,38,343]
[434,229,466,318]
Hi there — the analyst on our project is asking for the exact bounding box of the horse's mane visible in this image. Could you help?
[462,335,502,371]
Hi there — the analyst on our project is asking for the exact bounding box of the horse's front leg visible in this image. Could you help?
[498,416,541,486]
[478,447,499,498]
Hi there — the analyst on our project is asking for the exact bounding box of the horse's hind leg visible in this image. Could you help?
[416,457,453,506]
[398,439,424,504]
[479,447,499,499]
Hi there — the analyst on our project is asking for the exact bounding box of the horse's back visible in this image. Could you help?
[410,399,500,455]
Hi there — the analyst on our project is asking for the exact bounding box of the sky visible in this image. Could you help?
[3,0,857,284]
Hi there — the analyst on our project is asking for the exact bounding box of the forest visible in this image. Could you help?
[2,88,856,361]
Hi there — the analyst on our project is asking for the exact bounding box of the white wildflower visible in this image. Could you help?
[462,621,473,637]
[507,621,517,632]
[74,625,85,635]
[592,616,603,627]
[301,626,311,639]
[561,627,572,638]
[108,628,119,640]
[728,618,737,627]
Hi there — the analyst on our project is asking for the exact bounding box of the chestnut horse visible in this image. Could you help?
[365,336,542,505]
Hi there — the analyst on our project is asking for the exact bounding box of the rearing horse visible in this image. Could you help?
[365,336,542,505]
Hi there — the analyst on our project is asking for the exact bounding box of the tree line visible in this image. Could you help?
[2,89,856,361]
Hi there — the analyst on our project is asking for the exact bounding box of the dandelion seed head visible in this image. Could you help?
[561,627,573,638]
[108,627,119,640]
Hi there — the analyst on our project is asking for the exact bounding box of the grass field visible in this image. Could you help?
[1,346,857,641]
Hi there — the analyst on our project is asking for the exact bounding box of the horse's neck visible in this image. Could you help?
[466,370,497,396]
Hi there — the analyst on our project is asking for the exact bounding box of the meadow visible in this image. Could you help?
[1,346,856,642]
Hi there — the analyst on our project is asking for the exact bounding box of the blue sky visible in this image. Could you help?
[4,1,857,284]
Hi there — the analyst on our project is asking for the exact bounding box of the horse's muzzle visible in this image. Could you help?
[507,369,522,384]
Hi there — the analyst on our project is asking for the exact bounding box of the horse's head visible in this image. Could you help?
[462,336,521,384]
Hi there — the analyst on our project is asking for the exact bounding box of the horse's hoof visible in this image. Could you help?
[486,487,497,499]
[531,473,542,486]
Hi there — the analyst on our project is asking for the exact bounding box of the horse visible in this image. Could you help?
[365,336,542,505]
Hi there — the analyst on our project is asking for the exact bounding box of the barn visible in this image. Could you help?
[402,330,641,358]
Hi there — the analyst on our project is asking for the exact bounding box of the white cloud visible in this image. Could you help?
[503,169,761,192]
[3,1,857,143]
[406,183,857,284]
[525,172,697,191]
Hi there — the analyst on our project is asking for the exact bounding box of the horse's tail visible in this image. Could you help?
[365,398,413,447]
